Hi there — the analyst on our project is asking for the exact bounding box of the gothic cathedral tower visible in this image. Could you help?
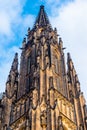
[0,5,87,130]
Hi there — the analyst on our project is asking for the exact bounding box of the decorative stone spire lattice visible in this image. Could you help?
[34,5,51,28]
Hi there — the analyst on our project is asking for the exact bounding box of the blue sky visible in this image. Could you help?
[0,0,87,101]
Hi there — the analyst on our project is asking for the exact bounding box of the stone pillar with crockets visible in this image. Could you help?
[58,116,64,130]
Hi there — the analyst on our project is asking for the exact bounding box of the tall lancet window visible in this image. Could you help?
[27,56,31,74]
[54,55,59,74]
[26,55,31,92]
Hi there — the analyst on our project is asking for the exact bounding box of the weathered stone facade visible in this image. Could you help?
[0,5,87,130]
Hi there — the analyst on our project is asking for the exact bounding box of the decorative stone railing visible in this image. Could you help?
[10,97,29,124]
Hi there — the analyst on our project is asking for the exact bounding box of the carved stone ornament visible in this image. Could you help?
[6,82,15,99]
[58,116,64,130]
[32,89,38,110]
[49,87,57,109]
[40,95,47,128]
[40,95,47,112]
[40,110,47,128]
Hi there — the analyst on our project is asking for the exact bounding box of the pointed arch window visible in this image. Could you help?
[27,55,31,74]
[56,78,60,92]
[26,55,31,92]
[54,55,59,74]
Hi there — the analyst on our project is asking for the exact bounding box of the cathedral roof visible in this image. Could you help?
[34,5,52,28]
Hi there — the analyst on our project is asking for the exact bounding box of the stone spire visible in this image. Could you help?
[6,53,18,99]
[34,5,51,28]
[2,53,19,128]
[1,5,86,130]
[6,53,18,84]
[11,52,18,73]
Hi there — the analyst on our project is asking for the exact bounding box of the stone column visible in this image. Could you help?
[26,118,30,130]
[40,110,47,130]
[51,110,55,130]
[74,98,83,127]
[40,41,46,100]
[32,110,36,130]
[58,116,64,130]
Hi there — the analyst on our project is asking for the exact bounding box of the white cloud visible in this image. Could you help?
[0,0,22,36]
[0,0,35,92]
[0,46,21,92]
[0,12,11,35]
[0,0,34,37]
[48,0,87,101]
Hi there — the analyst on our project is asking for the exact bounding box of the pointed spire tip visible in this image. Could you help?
[40,5,44,9]
[34,5,52,28]
[67,53,71,60]
[15,52,18,56]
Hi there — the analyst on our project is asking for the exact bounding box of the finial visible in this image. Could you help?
[75,74,80,84]
[28,27,30,31]
[40,5,44,9]
[11,52,18,70]
[59,37,62,43]
[54,27,57,32]
[67,53,71,61]
[28,27,30,34]
[14,52,18,61]
[22,37,26,48]
[59,37,63,49]
[23,37,26,43]
[6,74,11,84]
[15,52,18,59]
[54,28,58,36]
[34,5,52,28]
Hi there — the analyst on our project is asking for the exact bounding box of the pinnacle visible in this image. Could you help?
[67,53,71,61]
[10,53,18,73]
[40,5,44,8]
[6,53,18,84]
[34,5,51,28]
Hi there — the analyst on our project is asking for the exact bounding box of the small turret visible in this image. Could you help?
[67,53,74,83]
[2,53,19,127]
[75,74,81,96]
[6,53,18,99]
[67,53,73,70]
[67,53,81,95]
[7,52,18,84]
[59,37,63,46]
[22,37,26,48]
